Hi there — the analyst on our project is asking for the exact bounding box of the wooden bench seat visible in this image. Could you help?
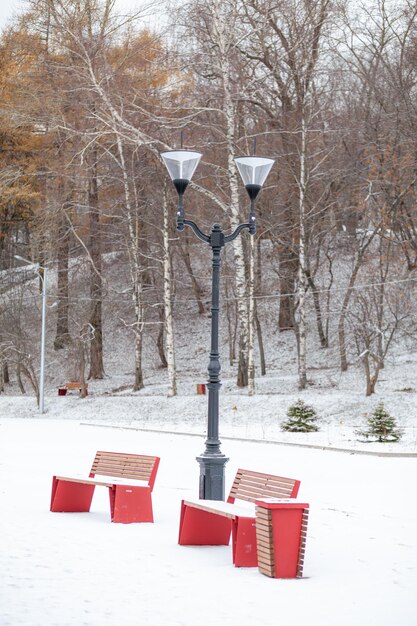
[58,382,88,396]
[178,468,300,567]
[50,451,160,523]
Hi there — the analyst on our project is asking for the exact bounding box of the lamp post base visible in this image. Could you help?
[197,454,229,500]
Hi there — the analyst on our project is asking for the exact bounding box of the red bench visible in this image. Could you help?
[50,451,160,523]
[58,382,88,396]
[178,468,300,567]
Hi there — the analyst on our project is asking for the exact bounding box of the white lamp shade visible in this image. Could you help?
[161,150,202,182]
[234,156,274,187]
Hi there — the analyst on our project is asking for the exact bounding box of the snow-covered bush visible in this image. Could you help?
[356,402,402,442]
[281,399,319,432]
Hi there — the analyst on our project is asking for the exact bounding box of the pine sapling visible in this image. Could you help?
[356,402,402,442]
[282,399,319,432]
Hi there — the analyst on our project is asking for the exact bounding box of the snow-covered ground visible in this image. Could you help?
[0,406,416,626]
[1,247,417,624]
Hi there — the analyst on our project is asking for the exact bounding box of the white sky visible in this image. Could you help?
[0,0,168,31]
[0,0,21,29]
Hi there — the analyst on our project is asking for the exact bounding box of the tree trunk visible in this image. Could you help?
[278,252,297,331]
[157,306,168,369]
[134,319,144,392]
[225,270,236,366]
[296,114,308,390]
[255,306,266,376]
[338,259,362,372]
[78,329,88,399]
[248,236,256,396]
[16,361,26,394]
[362,353,380,396]
[0,353,4,393]
[306,268,328,348]
[3,359,9,384]
[54,186,71,349]
[179,234,205,314]
[132,280,145,392]
[163,188,177,396]
[219,21,249,388]
[88,151,104,379]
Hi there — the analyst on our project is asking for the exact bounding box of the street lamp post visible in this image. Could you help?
[14,255,48,414]
[39,265,47,414]
[161,150,274,500]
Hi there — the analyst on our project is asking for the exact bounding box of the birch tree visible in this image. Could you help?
[238,0,333,388]
[179,0,253,387]
[162,184,177,396]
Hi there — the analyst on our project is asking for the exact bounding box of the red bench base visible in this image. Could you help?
[178,501,257,567]
[50,477,154,523]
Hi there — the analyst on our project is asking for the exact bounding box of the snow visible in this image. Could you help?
[2,247,417,624]
[181,498,256,518]
[0,409,416,626]
[52,474,150,487]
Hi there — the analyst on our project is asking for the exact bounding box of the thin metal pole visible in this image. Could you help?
[207,237,221,449]
[39,267,47,414]
[197,224,228,500]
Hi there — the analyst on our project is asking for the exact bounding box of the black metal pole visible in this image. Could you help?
[178,216,252,501]
[197,223,229,500]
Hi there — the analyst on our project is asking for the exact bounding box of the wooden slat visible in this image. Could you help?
[256,551,273,560]
[256,536,271,547]
[255,519,272,529]
[295,509,309,578]
[90,451,158,482]
[229,469,298,504]
[256,529,273,541]
[55,475,113,487]
[255,506,271,514]
[256,546,274,560]
[182,502,236,519]
[258,560,275,576]
[255,506,274,578]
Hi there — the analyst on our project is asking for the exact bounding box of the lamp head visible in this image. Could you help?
[234,156,274,201]
[161,150,202,195]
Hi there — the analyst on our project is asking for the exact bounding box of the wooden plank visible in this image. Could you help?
[255,517,271,526]
[94,452,157,463]
[238,480,296,493]
[235,469,296,483]
[230,470,298,502]
[257,553,274,563]
[90,452,158,482]
[94,457,155,464]
[256,540,273,551]
[256,528,272,538]
[55,475,113,487]
[255,512,272,523]
[256,547,274,560]
[258,561,274,572]
[94,456,156,465]
[182,501,236,519]
[256,527,272,538]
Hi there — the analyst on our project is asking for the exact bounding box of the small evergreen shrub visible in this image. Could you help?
[356,402,402,442]
[282,399,319,432]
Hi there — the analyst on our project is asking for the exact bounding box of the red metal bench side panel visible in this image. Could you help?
[232,516,258,567]
[50,476,95,512]
[178,501,232,545]
[110,485,154,523]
